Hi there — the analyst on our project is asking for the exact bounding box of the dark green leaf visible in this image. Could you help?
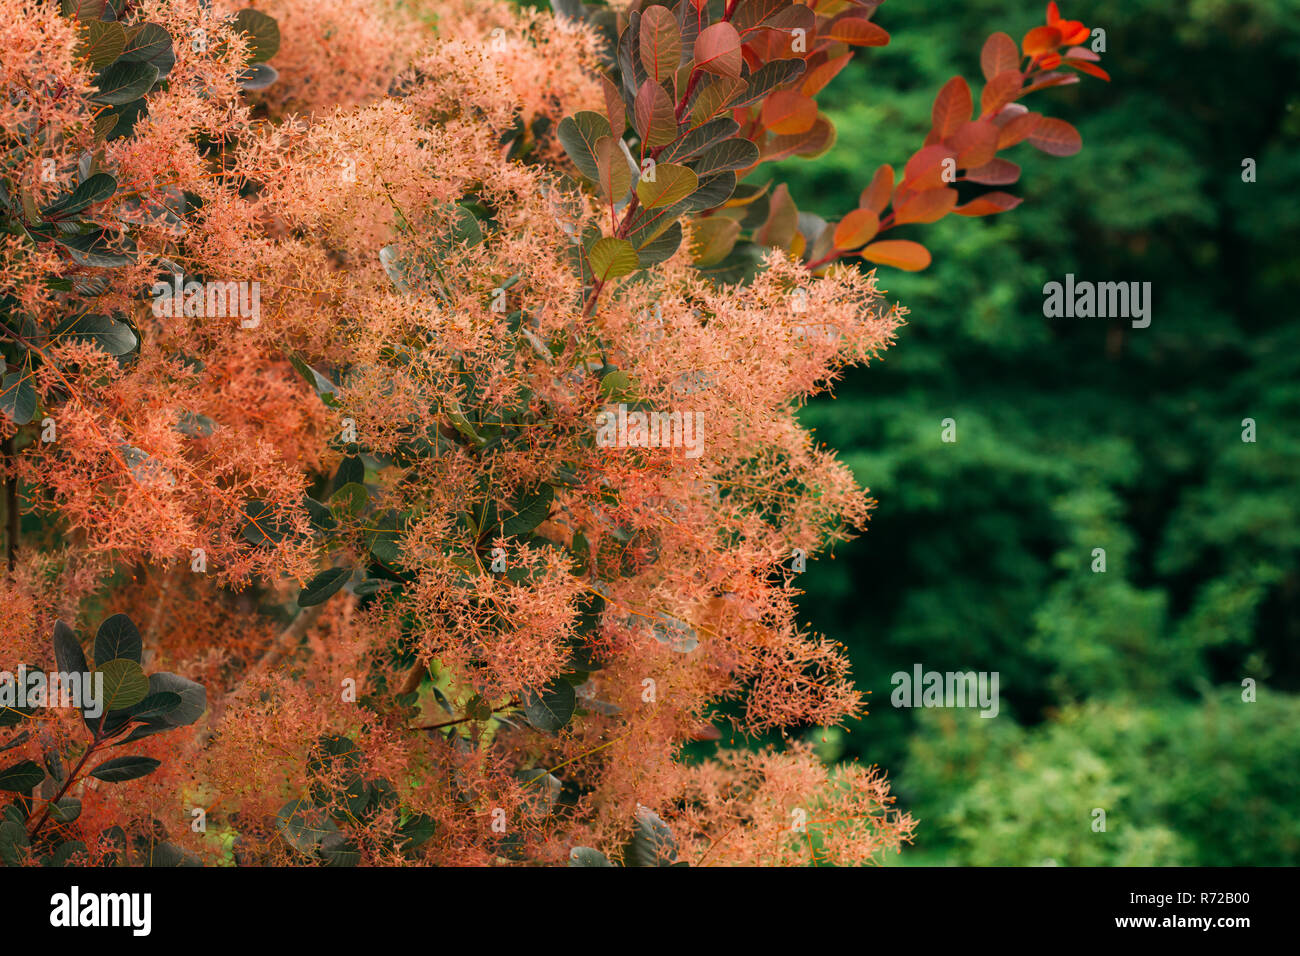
[93,613,142,665]
[501,484,554,536]
[298,567,353,607]
[231,8,280,63]
[557,112,610,181]
[90,755,160,782]
[0,373,36,426]
[0,760,44,792]
[92,60,159,105]
[569,846,614,866]
[42,173,117,217]
[97,659,149,712]
[625,806,679,866]
[522,678,576,732]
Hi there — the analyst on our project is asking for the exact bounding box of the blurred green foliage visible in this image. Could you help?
[781,0,1300,865]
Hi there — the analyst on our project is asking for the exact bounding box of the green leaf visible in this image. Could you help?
[652,612,698,652]
[0,820,29,865]
[367,510,406,564]
[588,237,639,281]
[298,567,353,607]
[636,163,698,209]
[93,613,142,665]
[319,830,361,866]
[54,228,134,268]
[687,139,759,177]
[231,8,280,63]
[661,118,739,164]
[97,659,149,712]
[332,454,364,489]
[634,220,682,267]
[0,760,44,792]
[49,798,82,823]
[0,372,36,425]
[51,621,88,677]
[78,20,126,69]
[397,813,437,851]
[625,806,679,866]
[329,481,368,515]
[522,678,576,732]
[237,62,278,91]
[569,846,614,866]
[288,355,339,406]
[92,60,159,106]
[686,172,738,211]
[557,112,611,181]
[731,58,807,107]
[121,23,173,72]
[51,313,136,356]
[43,173,117,219]
[276,801,331,854]
[599,369,635,401]
[517,768,562,817]
[90,755,160,782]
[501,484,554,536]
[240,499,294,546]
[122,691,182,722]
[116,673,205,743]
[41,840,86,866]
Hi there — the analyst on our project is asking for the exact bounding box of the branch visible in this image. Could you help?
[3,433,17,571]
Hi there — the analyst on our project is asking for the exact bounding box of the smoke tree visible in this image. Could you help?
[0,0,1104,865]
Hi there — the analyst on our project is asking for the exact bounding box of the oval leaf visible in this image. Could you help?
[298,567,353,607]
[860,239,932,271]
[89,755,160,783]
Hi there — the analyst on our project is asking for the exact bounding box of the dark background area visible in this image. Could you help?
[775,0,1300,864]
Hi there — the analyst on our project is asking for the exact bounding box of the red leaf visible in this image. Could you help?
[762,90,817,135]
[833,208,880,249]
[694,22,743,78]
[639,6,682,84]
[893,186,957,224]
[1022,25,1062,56]
[801,52,852,97]
[1067,60,1111,81]
[599,74,625,139]
[996,110,1042,148]
[931,77,972,140]
[900,143,957,192]
[980,69,1023,117]
[859,239,931,271]
[824,17,890,46]
[964,158,1021,185]
[953,191,1023,216]
[948,120,999,168]
[859,163,894,214]
[634,80,678,147]
[1027,116,1081,156]
[980,32,1020,82]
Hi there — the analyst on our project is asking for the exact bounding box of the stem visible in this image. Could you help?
[27,738,99,840]
[412,698,519,732]
[3,433,17,571]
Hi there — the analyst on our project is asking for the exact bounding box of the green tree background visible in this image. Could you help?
[774,0,1300,865]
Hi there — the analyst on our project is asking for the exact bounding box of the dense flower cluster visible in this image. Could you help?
[0,0,1100,865]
